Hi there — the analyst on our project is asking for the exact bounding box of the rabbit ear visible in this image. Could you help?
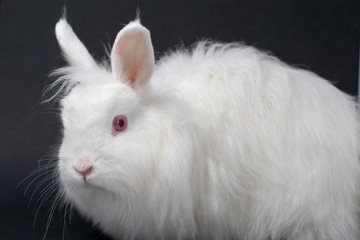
[111,20,155,91]
[55,18,97,68]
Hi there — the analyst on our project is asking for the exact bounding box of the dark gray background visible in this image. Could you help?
[0,0,359,239]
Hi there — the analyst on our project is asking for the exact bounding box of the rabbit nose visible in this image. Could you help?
[74,156,93,177]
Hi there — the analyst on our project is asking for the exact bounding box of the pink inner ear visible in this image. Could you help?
[116,32,150,89]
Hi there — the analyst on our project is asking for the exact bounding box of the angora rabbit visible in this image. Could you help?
[49,15,360,240]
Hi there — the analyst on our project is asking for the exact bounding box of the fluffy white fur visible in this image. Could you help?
[53,17,360,240]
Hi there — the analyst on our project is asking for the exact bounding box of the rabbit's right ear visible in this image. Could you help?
[111,20,155,92]
[55,18,97,69]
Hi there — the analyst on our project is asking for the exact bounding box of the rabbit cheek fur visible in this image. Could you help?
[52,16,360,240]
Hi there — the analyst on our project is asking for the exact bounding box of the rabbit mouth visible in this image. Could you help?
[64,173,107,195]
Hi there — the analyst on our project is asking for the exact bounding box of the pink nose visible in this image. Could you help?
[74,156,93,177]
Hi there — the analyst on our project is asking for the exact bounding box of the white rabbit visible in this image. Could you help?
[51,15,360,240]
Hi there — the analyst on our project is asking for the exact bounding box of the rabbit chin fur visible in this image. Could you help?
[53,17,360,240]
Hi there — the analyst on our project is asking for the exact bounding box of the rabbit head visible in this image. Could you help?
[52,16,207,239]
[55,17,163,209]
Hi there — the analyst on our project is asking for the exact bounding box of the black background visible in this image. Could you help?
[0,0,359,239]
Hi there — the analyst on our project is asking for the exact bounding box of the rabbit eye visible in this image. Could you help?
[112,115,127,134]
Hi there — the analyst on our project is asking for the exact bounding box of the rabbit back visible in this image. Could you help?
[150,42,360,239]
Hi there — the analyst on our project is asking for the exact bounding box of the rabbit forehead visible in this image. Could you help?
[61,80,137,126]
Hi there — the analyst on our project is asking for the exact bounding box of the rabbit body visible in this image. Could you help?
[54,18,360,240]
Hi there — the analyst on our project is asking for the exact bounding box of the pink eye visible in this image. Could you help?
[112,115,128,134]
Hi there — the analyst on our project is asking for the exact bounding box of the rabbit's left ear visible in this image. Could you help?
[55,18,97,69]
[111,20,155,91]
